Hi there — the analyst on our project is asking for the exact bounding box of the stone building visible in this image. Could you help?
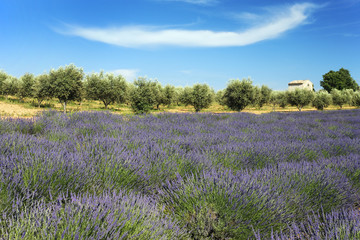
[288,80,314,91]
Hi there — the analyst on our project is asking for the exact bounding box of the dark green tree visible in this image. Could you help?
[49,64,84,113]
[312,90,332,110]
[320,68,359,92]
[286,89,315,111]
[33,73,52,107]
[190,83,214,112]
[18,73,36,101]
[223,79,255,112]
[85,72,128,109]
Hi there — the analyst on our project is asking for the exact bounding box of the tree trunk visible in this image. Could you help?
[63,101,67,114]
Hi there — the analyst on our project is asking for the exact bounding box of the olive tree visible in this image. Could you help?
[312,90,332,110]
[286,89,315,111]
[33,73,52,107]
[3,76,20,99]
[223,78,255,111]
[190,83,214,112]
[49,64,84,113]
[269,91,287,111]
[178,87,193,107]
[129,77,157,114]
[85,72,128,109]
[215,90,225,106]
[0,71,8,96]
[153,82,165,110]
[352,91,360,107]
[331,88,351,109]
[18,73,36,101]
[254,85,272,109]
[163,84,177,107]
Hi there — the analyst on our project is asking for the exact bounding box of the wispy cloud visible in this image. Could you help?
[110,69,139,81]
[57,3,319,48]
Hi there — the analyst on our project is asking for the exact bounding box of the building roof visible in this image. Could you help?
[288,80,312,85]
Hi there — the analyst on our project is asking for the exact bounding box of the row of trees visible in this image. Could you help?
[0,65,359,113]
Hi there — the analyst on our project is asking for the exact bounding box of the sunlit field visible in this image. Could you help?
[0,96,357,118]
[0,109,359,239]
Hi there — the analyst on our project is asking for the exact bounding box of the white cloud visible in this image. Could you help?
[110,69,139,81]
[58,3,318,48]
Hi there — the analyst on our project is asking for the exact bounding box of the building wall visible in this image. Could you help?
[288,80,313,91]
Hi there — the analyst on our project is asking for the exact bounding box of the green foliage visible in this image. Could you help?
[152,81,165,110]
[0,71,8,96]
[162,84,177,107]
[3,76,20,98]
[321,68,359,92]
[286,89,315,111]
[215,90,225,106]
[49,64,84,113]
[85,71,128,109]
[18,73,36,101]
[254,85,272,109]
[331,88,352,109]
[223,78,255,111]
[33,73,52,107]
[190,83,214,112]
[129,77,157,114]
[178,86,193,106]
[269,91,287,111]
[312,90,332,110]
[352,91,360,107]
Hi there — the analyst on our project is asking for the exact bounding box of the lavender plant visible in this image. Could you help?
[0,109,359,239]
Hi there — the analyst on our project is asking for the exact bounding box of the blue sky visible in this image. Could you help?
[0,0,359,91]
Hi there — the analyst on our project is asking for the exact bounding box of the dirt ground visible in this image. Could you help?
[0,101,43,118]
[0,100,356,118]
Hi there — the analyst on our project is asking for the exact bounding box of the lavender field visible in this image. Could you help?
[0,110,360,239]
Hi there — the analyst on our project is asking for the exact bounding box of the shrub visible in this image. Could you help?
[313,90,332,110]
[223,78,255,111]
[129,77,157,114]
[286,89,315,111]
[191,83,214,112]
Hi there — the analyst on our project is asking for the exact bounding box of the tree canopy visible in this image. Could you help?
[190,84,214,112]
[223,78,255,112]
[312,90,332,110]
[286,89,315,111]
[321,68,359,92]
[49,64,84,113]
[18,73,36,101]
[129,77,158,114]
[85,72,128,109]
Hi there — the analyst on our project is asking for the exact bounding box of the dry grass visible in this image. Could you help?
[0,101,42,118]
[0,97,357,118]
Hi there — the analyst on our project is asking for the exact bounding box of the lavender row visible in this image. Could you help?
[0,110,359,239]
